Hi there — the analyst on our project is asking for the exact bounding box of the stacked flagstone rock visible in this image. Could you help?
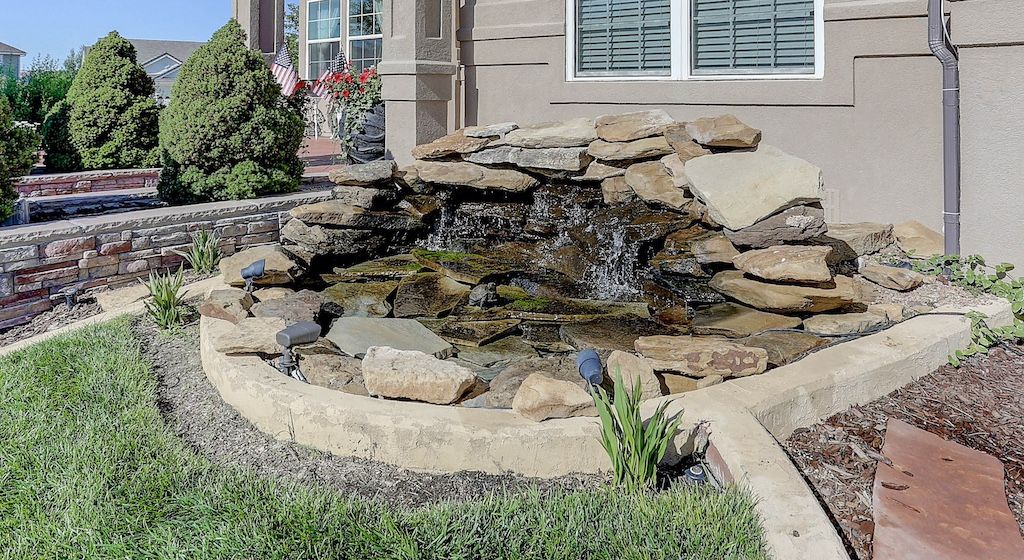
[202,111,936,422]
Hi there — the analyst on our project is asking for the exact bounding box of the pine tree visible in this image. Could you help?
[157,20,304,203]
[65,32,160,170]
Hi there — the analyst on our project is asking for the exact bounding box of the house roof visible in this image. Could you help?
[0,42,27,56]
[126,39,205,67]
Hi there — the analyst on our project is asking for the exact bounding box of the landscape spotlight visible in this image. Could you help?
[576,349,603,387]
[58,285,80,309]
[240,259,266,293]
[275,321,322,383]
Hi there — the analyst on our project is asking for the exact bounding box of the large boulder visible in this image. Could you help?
[605,350,663,400]
[280,219,386,257]
[411,130,491,159]
[663,123,712,161]
[512,373,597,422]
[211,317,287,355]
[725,205,828,248]
[684,114,761,148]
[250,289,325,323]
[299,352,366,394]
[393,272,471,318]
[624,161,689,211]
[361,346,476,404]
[684,145,824,230]
[860,264,925,292]
[894,220,944,258]
[409,160,540,192]
[289,201,422,231]
[709,270,864,313]
[220,245,303,287]
[504,117,597,148]
[815,222,895,262]
[325,317,454,358]
[484,355,588,409]
[328,160,396,186]
[321,280,399,318]
[595,110,675,142]
[732,245,834,284]
[693,302,802,338]
[587,136,674,161]
[635,335,768,378]
[198,288,253,324]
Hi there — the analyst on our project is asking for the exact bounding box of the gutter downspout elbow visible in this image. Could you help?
[928,0,961,256]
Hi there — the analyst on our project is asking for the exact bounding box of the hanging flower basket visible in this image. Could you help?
[323,67,385,163]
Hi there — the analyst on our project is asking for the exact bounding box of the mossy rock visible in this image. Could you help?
[327,254,426,283]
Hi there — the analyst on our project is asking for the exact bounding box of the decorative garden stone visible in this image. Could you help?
[732,245,834,283]
[724,205,828,248]
[577,161,627,182]
[663,123,712,161]
[684,145,823,230]
[560,316,679,353]
[509,147,592,171]
[816,222,895,262]
[601,176,636,205]
[328,160,396,186]
[739,331,829,367]
[595,110,674,142]
[709,270,864,313]
[393,272,471,318]
[199,288,253,324]
[464,122,519,138]
[868,303,906,322]
[361,346,476,404]
[635,335,769,377]
[289,201,423,231]
[252,287,294,302]
[587,136,674,161]
[690,234,741,264]
[455,336,539,369]
[211,317,287,355]
[321,281,399,318]
[860,264,926,291]
[325,317,454,358]
[605,350,662,400]
[332,184,402,209]
[803,312,887,336]
[692,302,802,338]
[659,154,690,188]
[504,117,597,148]
[281,219,386,257]
[468,283,499,307]
[328,254,424,282]
[894,220,944,258]
[463,145,515,165]
[299,352,365,393]
[420,318,521,347]
[684,114,762,148]
[411,130,491,159]
[409,161,540,192]
[485,355,588,409]
[659,373,699,395]
[624,161,689,211]
[250,289,325,323]
[220,245,303,287]
[511,373,597,422]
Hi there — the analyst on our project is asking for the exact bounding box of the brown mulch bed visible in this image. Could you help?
[783,346,1024,560]
[0,300,104,348]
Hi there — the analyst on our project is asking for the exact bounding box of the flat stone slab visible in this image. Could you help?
[693,302,802,338]
[321,281,398,318]
[560,316,681,353]
[325,317,454,359]
[420,318,521,347]
[454,335,538,369]
[861,264,925,292]
[250,289,325,324]
[732,245,834,284]
[220,245,303,287]
[873,419,1024,560]
[393,272,471,318]
[738,331,829,367]
[802,311,886,336]
[635,335,768,378]
[816,222,895,262]
[894,220,944,258]
[328,254,425,282]
[710,270,864,313]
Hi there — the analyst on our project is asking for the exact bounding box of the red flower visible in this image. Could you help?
[342,90,351,99]
[358,87,366,94]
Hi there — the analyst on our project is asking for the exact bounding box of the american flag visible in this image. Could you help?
[271,45,300,97]
[311,50,349,98]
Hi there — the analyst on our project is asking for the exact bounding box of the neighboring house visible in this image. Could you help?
[297,0,384,78]
[0,41,27,77]
[127,39,205,105]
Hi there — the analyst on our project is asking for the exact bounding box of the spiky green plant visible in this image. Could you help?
[592,373,682,492]
[142,267,186,330]
[178,230,221,275]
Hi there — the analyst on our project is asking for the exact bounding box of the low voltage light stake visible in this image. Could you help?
[240,259,266,293]
[275,321,322,383]
[577,349,603,386]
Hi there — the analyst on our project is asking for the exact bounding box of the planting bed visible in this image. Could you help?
[784,347,1024,559]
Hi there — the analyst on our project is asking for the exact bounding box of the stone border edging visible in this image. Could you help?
[193,296,1011,560]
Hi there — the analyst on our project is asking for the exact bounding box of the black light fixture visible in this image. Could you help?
[240,259,266,293]
[576,349,603,387]
[275,321,321,383]
[59,285,80,309]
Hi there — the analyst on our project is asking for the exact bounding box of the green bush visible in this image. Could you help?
[40,99,80,171]
[64,32,160,170]
[0,53,79,124]
[158,20,304,204]
[0,98,40,221]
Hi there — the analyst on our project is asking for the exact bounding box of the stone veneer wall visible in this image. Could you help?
[14,168,162,198]
[0,190,331,329]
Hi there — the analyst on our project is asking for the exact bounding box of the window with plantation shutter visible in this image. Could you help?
[691,0,816,74]
[576,0,673,76]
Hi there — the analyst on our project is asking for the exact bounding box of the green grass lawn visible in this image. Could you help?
[0,318,769,559]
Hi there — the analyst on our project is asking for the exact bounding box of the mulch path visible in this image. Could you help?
[139,319,604,508]
[784,346,1024,560]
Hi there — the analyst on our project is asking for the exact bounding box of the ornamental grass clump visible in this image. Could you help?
[592,373,682,492]
[142,268,187,330]
[178,230,221,275]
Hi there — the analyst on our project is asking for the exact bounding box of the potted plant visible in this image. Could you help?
[323,65,384,163]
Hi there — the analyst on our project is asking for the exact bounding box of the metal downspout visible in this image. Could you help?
[928,0,961,256]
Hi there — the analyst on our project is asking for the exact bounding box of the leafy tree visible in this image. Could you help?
[0,52,80,124]
[65,32,160,170]
[0,98,40,220]
[158,20,304,203]
[285,1,300,66]
[40,100,80,171]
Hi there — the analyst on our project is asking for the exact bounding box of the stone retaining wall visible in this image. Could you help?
[14,168,162,198]
[0,190,331,329]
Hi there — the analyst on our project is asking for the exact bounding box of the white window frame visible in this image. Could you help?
[565,0,825,82]
[347,0,384,70]
[306,0,344,78]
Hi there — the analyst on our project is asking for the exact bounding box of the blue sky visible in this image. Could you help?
[4,1,297,64]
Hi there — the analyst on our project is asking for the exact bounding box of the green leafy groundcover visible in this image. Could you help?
[0,319,768,559]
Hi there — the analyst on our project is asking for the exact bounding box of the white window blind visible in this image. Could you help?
[692,0,815,74]
[576,0,673,76]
